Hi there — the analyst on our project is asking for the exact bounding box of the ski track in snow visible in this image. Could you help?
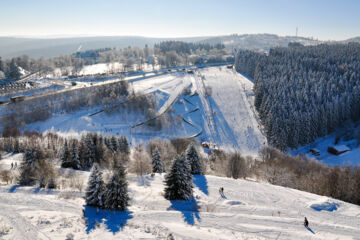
[0,168,359,239]
[20,66,266,155]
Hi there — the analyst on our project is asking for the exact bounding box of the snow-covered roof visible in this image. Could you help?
[332,145,350,152]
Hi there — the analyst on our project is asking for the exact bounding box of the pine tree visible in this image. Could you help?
[152,147,163,173]
[19,147,36,185]
[24,146,35,165]
[104,164,130,210]
[111,136,118,152]
[13,139,20,153]
[186,144,203,175]
[78,141,87,169]
[118,136,130,155]
[85,163,105,208]
[60,139,71,168]
[85,135,95,168]
[164,154,193,200]
[8,59,21,80]
[70,141,81,170]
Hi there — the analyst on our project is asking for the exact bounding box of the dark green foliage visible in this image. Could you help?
[118,136,130,155]
[152,147,163,173]
[186,145,202,175]
[86,163,105,207]
[164,154,193,200]
[60,140,71,168]
[103,165,130,210]
[235,44,360,150]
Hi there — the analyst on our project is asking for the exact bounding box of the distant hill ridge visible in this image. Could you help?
[0,34,358,58]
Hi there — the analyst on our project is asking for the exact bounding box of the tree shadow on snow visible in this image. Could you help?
[84,206,133,234]
[193,175,209,195]
[136,175,153,187]
[167,198,201,225]
[8,185,20,193]
[306,226,315,234]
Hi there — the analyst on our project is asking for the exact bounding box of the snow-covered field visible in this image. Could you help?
[0,153,359,239]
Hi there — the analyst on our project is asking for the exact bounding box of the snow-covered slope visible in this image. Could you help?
[0,154,359,239]
[22,67,266,155]
[192,67,266,155]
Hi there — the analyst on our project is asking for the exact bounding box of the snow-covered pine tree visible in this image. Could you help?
[85,163,105,208]
[186,144,203,175]
[103,164,130,210]
[13,139,20,153]
[70,141,81,170]
[24,146,35,165]
[78,141,87,169]
[60,139,71,168]
[118,136,130,155]
[111,136,118,152]
[164,154,193,200]
[85,135,95,168]
[152,147,163,173]
[19,147,37,185]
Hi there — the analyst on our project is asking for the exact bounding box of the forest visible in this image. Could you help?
[0,41,231,80]
[235,43,360,150]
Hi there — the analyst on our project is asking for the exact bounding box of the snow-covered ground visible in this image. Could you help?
[21,66,266,155]
[290,131,360,166]
[0,153,359,239]
[192,67,266,155]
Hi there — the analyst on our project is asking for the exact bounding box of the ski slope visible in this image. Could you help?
[0,153,359,239]
[190,67,266,155]
[21,66,266,154]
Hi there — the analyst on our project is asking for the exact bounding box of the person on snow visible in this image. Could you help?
[304,217,309,227]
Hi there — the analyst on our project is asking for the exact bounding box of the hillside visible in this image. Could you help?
[21,66,265,155]
[0,153,359,239]
[0,34,323,59]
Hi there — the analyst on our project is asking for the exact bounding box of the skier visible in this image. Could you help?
[304,217,309,228]
[219,187,224,195]
[10,162,13,170]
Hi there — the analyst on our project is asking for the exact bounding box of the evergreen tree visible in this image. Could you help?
[24,146,35,165]
[111,136,118,152]
[186,144,203,175]
[78,141,87,169]
[19,147,37,185]
[70,141,81,170]
[118,136,130,155]
[85,163,105,207]
[13,139,20,154]
[8,58,21,80]
[164,154,193,200]
[60,139,71,168]
[85,134,95,168]
[152,147,163,173]
[104,164,130,210]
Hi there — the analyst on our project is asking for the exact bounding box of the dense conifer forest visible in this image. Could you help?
[235,43,360,150]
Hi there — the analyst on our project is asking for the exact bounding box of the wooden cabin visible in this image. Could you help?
[327,145,350,155]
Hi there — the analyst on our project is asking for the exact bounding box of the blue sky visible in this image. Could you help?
[0,0,359,40]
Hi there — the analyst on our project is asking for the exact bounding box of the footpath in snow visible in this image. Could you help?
[0,158,359,240]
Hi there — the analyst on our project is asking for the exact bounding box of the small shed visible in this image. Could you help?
[309,148,320,156]
[327,145,350,156]
[201,142,210,149]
